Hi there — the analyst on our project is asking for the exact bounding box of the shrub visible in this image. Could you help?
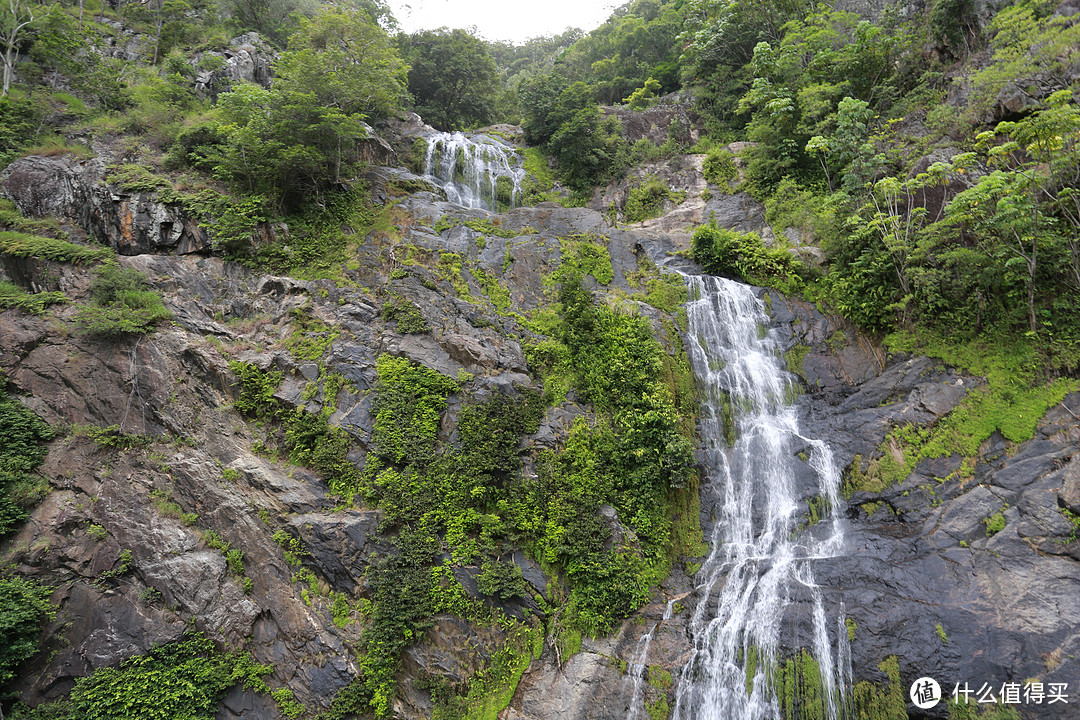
[62,632,273,720]
[702,147,738,188]
[0,281,66,314]
[691,222,809,294]
[74,264,171,337]
[0,575,55,683]
[0,231,112,265]
[623,177,685,223]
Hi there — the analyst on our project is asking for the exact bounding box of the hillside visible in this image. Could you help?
[0,1,1078,720]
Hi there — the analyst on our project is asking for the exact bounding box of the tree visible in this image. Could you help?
[204,6,407,207]
[1,0,40,97]
[398,28,498,131]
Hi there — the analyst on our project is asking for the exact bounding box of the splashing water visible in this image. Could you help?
[422,131,526,210]
[672,274,851,720]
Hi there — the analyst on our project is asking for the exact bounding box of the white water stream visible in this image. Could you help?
[671,274,850,720]
[623,623,658,720]
[422,131,526,211]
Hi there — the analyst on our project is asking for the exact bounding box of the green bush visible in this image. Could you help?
[74,264,171,337]
[0,575,56,683]
[0,281,66,314]
[702,147,738,189]
[382,297,429,334]
[60,632,273,720]
[0,378,54,538]
[623,177,685,223]
[691,222,809,294]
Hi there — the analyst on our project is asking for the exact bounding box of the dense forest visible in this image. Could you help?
[1,0,1079,718]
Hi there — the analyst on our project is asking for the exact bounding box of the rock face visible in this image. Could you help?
[1,155,212,255]
[192,33,277,101]
[1,121,1077,720]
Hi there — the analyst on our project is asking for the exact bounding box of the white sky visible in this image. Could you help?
[387,0,621,44]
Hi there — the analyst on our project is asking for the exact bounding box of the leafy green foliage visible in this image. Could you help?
[0,281,65,313]
[0,575,55,683]
[74,263,171,337]
[60,632,273,720]
[383,296,430,333]
[702,147,738,189]
[189,7,406,209]
[623,177,685,223]
[369,355,459,469]
[0,231,112,265]
[0,378,54,537]
[398,29,499,131]
[552,0,685,104]
[555,236,614,285]
[691,222,810,294]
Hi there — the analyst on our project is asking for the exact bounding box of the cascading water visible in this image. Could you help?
[623,623,658,720]
[672,273,850,720]
[422,131,527,211]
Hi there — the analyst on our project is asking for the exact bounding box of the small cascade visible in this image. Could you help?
[422,131,527,211]
[623,623,658,720]
[673,274,849,720]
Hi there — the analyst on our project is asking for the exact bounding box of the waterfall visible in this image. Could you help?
[421,131,527,211]
[623,623,658,720]
[673,274,849,720]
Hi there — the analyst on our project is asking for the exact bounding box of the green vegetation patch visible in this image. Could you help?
[73,263,171,337]
[383,296,430,333]
[844,334,1078,496]
[472,266,511,311]
[851,655,908,720]
[0,575,56,684]
[0,377,55,538]
[434,216,525,239]
[284,307,339,361]
[623,177,686,224]
[555,235,614,285]
[702,147,738,190]
[691,223,811,297]
[0,231,112,265]
[0,281,66,314]
[25,632,293,720]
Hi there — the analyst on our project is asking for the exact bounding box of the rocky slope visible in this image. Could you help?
[1,117,1078,720]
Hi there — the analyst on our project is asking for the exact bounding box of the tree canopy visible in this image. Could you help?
[398,28,499,131]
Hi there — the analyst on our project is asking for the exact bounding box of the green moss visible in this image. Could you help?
[846,617,857,642]
[935,623,948,643]
[847,338,1078,496]
[851,655,908,720]
[785,343,811,378]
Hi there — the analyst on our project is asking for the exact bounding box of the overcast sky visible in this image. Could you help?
[386,0,621,44]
